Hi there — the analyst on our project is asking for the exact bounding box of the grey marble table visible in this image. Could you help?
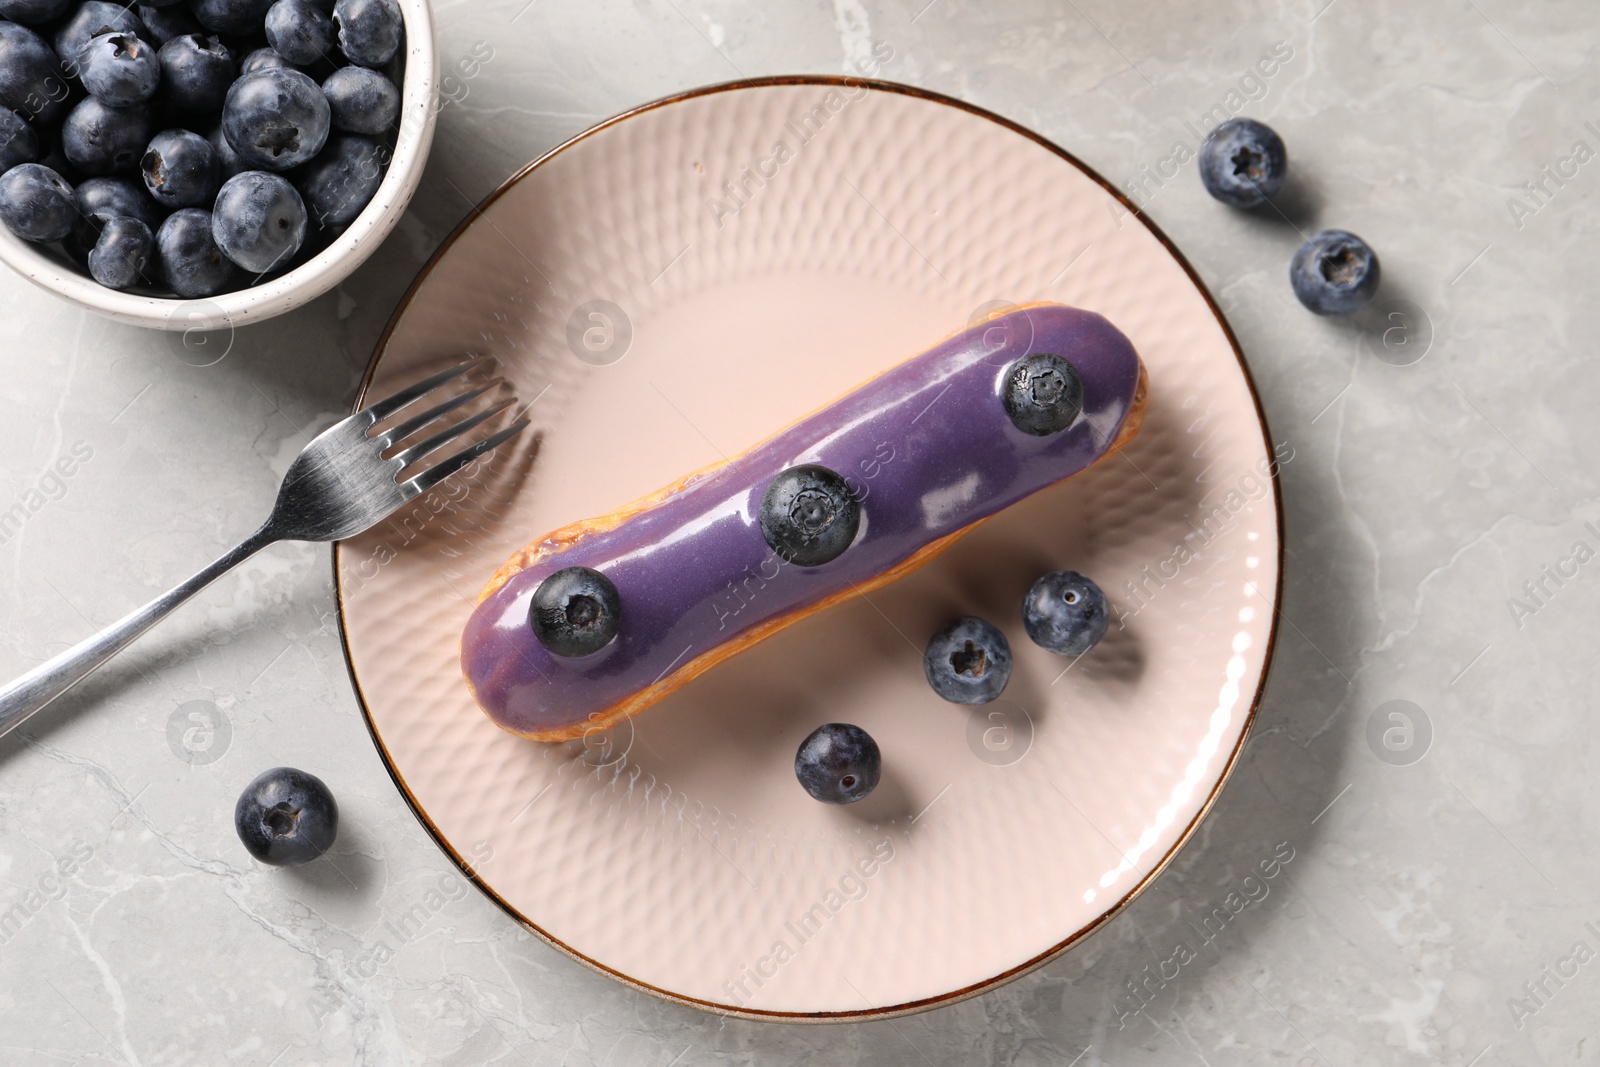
[3,1,1597,1063]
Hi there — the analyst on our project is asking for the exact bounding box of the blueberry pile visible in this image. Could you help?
[1197,117,1380,316]
[0,0,404,296]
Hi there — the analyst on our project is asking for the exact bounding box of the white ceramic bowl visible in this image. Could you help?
[0,0,438,331]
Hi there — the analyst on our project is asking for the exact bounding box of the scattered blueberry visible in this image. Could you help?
[53,1,147,74]
[0,109,41,172]
[331,0,400,67]
[87,214,153,288]
[142,127,219,207]
[233,766,339,867]
[0,20,70,125]
[155,206,239,295]
[222,66,330,170]
[188,0,276,36]
[61,97,152,174]
[156,33,233,114]
[134,2,203,46]
[264,0,334,65]
[1199,117,1287,208]
[1002,352,1083,436]
[924,616,1012,705]
[321,64,398,135]
[298,132,383,227]
[530,566,621,658]
[794,723,881,804]
[77,32,161,107]
[1021,570,1109,656]
[0,162,75,241]
[211,169,304,271]
[1290,229,1380,315]
[0,0,71,25]
[758,464,860,566]
[239,45,290,73]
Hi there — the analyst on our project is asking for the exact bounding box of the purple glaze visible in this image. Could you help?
[462,304,1142,738]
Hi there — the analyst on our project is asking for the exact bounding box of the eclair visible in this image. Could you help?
[462,303,1147,741]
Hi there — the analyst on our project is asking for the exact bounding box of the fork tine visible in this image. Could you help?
[362,357,490,424]
[392,397,517,468]
[400,417,531,498]
[379,378,505,446]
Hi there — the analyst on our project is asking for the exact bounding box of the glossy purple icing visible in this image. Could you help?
[462,304,1142,738]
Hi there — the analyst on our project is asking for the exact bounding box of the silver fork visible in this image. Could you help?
[0,357,528,740]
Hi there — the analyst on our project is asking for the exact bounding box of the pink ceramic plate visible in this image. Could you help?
[336,77,1283,1021]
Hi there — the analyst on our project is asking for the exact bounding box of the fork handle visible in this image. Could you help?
[0,527,277,740]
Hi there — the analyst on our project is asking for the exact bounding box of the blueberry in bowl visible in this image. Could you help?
[211,170,307,272]
[238,44,291,74]
[86,214,153,289]
[61,97,153,176]
[76,32,161,107]
[299,133,385,228]
[1198,117,1287,208]
[924,616,1013,704]
[142,128,222,208]
[64,177,165,264]
[322,64,399,134]
[263,0,334,67]
[795,722,881,804]
[0,163,76,241]
[1022,570,1109,655]
[1290,229,1380,315]
[53,1,147,79]
[0,110,40,171]
[332,0,401,67]
[135,3,204,47]
[222,67,331,171]
[0,0,436,329]
[155,206,239,296]
[189,0,276,36]
[234,766,339,866]
[156,33,235,114]
[0,20,71,125]
[0,0,72,24]
[74,175,168,230]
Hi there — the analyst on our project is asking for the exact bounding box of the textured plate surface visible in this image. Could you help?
[336,77,1282,1020]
